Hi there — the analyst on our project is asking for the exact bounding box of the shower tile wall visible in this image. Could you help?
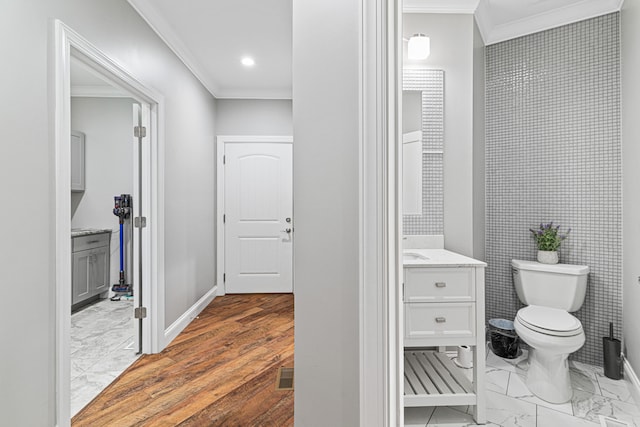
[403,69,444,235]
[486,13,621,365]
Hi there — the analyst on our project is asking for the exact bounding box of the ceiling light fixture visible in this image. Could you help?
[407,34,430,60]
[241,57,255,67]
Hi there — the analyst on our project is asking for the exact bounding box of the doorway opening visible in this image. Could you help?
[69,58,142,415]
[53,21,164,425]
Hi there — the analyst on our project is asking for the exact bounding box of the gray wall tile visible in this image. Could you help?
[485,13,621,365]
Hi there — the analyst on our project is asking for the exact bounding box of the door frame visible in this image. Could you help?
[216,135,294,296]
[52,20,165,426]
[359,0,400,425]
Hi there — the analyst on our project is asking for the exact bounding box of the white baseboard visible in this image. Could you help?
[623,356,640,408]
[164,285,217,346]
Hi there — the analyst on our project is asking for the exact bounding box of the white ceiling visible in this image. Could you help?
[128,0,292,100]
[127,0,623,100]
[71,59,108,87]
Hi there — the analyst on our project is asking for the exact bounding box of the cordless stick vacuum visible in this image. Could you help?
[111,194,132,301]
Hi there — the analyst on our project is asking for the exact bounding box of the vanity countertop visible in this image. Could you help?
[71,228,112,238]
[403,249,486,268]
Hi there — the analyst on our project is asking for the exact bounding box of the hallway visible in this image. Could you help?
[72,294,294,426]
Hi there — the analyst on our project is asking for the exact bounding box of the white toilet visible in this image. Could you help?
[511,259,589,403]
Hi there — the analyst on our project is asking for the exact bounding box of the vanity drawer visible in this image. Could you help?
[404,303,475,341]
[72,232,110,252]
[404,268,475,302]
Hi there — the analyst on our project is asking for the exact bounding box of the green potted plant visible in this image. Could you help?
[529,222,571,264]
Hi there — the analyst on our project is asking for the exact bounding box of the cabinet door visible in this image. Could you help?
[71,131,85,192]
[72,250,91,304]
[91,247,110,294]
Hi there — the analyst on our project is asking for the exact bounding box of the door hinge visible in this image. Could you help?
[134,307,147,319]
[223,155,226,165]
[402,282,405,301]
[223,273,226,283]
[134,126,147,138]
[223,214,226,224]
[134,217,147,228]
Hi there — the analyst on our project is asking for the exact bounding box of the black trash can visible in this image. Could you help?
[488,319,520,359]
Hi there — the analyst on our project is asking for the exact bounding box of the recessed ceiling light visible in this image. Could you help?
[241,57,255,67]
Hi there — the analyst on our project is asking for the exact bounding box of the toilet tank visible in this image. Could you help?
[511,259,589,312]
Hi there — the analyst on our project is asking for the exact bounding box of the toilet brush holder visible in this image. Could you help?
[603,322,622,380]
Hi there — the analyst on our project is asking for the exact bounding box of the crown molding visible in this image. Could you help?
[473,0,492,44]
[215,88,292,100]
[480,0,624,45]
[127,0,220,97]
[403,0,479,14]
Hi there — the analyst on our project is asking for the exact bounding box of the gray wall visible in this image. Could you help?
[71,97,135,289]
[162,71,217,330]
[486,13,621,365]
[293,0,360,424]
[215,99,292,135]
[403,14,482,257]
[0,2,216,424]
[622,3,640,374]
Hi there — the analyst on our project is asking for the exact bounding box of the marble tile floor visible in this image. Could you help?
[70,298,139,417]
[406,347,640,427]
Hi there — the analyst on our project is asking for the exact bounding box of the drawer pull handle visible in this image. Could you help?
[86,240,100,244]
[435,282,446,288]
[435,317,447,323]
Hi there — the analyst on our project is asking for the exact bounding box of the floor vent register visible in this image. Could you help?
[275,367,294,390]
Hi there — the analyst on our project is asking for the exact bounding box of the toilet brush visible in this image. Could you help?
[603,322,622,380]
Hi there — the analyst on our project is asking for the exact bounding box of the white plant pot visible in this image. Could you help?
[537,250,559,264]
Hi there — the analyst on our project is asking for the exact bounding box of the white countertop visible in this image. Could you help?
[403,249,486,267]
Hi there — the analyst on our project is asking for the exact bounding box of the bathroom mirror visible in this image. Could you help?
[402,130,422,215]
[402,69,444,235]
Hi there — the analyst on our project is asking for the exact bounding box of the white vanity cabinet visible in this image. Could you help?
[403,250,486,424]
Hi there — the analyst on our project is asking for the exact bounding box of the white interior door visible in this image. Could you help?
[224,141,293,293]
[132,102,151,353]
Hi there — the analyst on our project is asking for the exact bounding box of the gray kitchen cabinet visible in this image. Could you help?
[72,231,110,310]
[71,131,85,192]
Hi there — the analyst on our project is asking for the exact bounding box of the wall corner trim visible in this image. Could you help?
[163,285,217,346]
[623,357,640,408]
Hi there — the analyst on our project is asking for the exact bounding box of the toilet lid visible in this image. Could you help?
[517,305,583,337]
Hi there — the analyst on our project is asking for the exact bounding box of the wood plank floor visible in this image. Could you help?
[72,294,294,426]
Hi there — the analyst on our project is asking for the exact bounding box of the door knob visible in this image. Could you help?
[281,228,292,233]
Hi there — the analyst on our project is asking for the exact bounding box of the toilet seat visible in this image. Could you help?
[516,305,582,337]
